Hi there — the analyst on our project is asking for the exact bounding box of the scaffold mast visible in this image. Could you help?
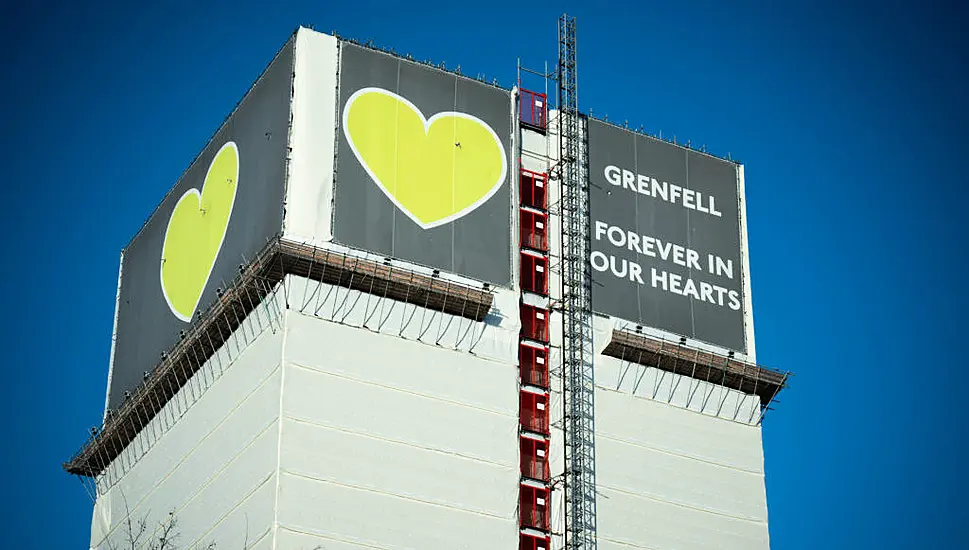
[558,13,597,550]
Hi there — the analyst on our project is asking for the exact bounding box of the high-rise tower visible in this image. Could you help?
[67,24,787,550]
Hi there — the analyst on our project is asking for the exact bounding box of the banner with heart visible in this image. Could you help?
[159,141,239,322]
[107,36,291,411]
[342,87,507,229]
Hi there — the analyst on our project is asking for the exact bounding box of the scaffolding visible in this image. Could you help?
[602,327,790,424]
[63,237,495,481]
[558,13,597,550]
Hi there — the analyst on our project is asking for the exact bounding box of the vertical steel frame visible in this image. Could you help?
[558,12,597,550]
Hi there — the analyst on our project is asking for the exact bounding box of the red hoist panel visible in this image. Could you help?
[519,342,549,388]
[520,531,550,550]
[520,89,548,130]
[520,253,548,296]
[520,168,549,211]
[520,484,551,531]
[520,436,550,482]
[520,210,549,252]
[520,304,550,343]
[520,391,550,435]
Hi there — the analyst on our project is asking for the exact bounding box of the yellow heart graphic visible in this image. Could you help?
[160,142,239,322]
[343,88,507,228]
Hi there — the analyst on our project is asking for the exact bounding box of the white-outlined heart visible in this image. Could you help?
[159,141,239,322]
[342,87,507,229]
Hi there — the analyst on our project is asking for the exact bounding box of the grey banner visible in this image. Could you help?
[333,43,512,286]
[107,38,294,409]
[587,119,747,352]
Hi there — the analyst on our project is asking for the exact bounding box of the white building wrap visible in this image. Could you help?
[90,293,286,549]
[594,386,770,549]
[89,276,521,548]
[276,309,520,547]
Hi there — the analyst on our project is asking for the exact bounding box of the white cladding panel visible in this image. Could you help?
[597,486,769,550]
[285,27,338,244]
[276,310,520,548]
[595,387,769,550]
[596,436,768,521]
[276,528,377,549]
[280,419,514,517]
[596,387,766,473]
[90,312,283,549]
[277,472,516,548]
[280,363,514,465]
[283,308,517,414]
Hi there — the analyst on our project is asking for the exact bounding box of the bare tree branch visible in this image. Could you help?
[148,511,178,550]
[102,502,269,550]
[118,490,148,550]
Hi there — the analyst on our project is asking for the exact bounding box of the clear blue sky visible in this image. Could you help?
[2,1,966,548]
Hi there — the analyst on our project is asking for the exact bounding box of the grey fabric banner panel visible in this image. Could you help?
[333,43,512,286]
[107,37,294,410]
[587,118,747,352]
